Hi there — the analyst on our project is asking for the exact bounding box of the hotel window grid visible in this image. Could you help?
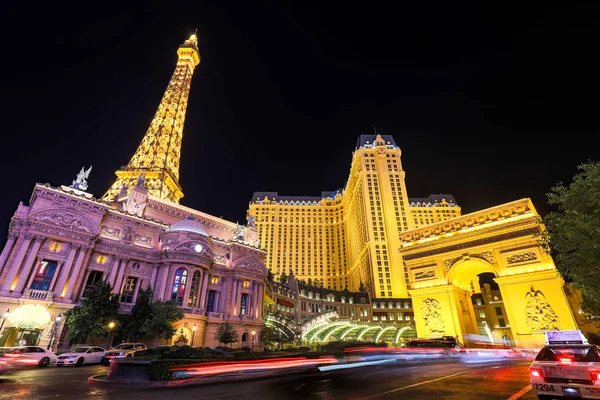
[120,276,138,303]
[188,270,201,308]
[171,267,188,306]
[30,260,58,291]
[82,270,103,297]
[206,290,216,312]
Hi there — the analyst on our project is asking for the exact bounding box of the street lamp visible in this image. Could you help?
[0,309,10,335]
[191,324,197,346]
[251,330,256,352]
[105,321,116,349]
[47,313,62,350]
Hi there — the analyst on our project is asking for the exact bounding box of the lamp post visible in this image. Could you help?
[47,313,62,350]
[0,309,10,335]
[105,321,116,349]
[251,330,256,352]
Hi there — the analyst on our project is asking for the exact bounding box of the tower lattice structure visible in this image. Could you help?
[103,34,201,204]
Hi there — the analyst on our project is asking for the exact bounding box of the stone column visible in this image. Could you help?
[183,268,193,308]
[218,278,227,313]
[63,248,87,301]
[198,269,210,310]
[113,258,129,295]
[13,237,44,293]
[0,235,33,294]
[229,278,238,317]
[255,284,264,319]
[25,256,43,289]
[107,256,121,286]
[54,245,78,298]
[162,265,174,301]
[48,261,64,292]
[132,278,142,303]
[149,264,158,290]
[0,234,18,274]
[156,264,170,301]
[235,280,243,316]
[251,282,259,318]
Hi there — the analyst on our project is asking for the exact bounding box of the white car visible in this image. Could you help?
[55,345,106,366]
[530,343,600,399]
[102,343,147,364]
[3,346,57,367]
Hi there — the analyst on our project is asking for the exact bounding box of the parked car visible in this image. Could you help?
[55,346,106,366]
[1,346,57,367]
[101,343,147,364]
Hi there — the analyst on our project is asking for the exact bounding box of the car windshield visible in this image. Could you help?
[114,344,135,350]
[71,347,90,353]
[536,346,600,362]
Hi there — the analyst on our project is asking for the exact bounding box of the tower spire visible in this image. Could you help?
[102,33,201,204]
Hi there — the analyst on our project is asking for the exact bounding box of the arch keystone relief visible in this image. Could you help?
[421,298,445,336]
[525,286,559,331]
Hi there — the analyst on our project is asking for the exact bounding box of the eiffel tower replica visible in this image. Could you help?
[103,33,201,204]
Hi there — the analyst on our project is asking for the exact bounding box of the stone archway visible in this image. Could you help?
[402,199,579,349]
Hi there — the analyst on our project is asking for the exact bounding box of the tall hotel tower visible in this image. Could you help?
[249,134,460,298]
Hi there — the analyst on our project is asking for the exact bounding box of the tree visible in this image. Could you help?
[307,278,313,286]
[267,268,274,282]
[260,325,281,349]
[64,280,120,343]
[121,286,155,341]
[279,271,288,285]
[359,281,365,292]
[539,161,600,316]
[216,321,239,346]
[141,300,184,340]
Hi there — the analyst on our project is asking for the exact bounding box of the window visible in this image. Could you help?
[240,293,248,315]
[171,268,188,306]
[188,271,201,308]
[206,290,216,312]
[495,307,502,316]
[30,260,58,291]
[120,277,138,303]
[498,318,506,327]
[83,270,103,297]
[211,277,219,284]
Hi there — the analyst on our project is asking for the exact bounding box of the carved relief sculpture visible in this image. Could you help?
[421,298,445,336]
[507,251,538,264]
[524,286,559,331]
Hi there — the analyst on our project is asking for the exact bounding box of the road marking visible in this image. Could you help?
[295,383,305,390]
[356,369,475,399]
[507,384,532,400]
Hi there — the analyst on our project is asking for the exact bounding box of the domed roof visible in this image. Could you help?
[167,216,208,236]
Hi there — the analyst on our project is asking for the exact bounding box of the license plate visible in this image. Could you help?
[562,387,582,397]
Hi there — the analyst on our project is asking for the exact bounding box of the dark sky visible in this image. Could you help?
[0,3,598,237]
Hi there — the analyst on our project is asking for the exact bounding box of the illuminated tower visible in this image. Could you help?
[103,33,201,203]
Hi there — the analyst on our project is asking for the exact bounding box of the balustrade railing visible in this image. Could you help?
[23,289,54,301]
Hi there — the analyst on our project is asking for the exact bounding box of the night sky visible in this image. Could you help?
[1,3,598,242]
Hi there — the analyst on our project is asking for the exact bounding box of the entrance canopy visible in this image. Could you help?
[8,304,51,330]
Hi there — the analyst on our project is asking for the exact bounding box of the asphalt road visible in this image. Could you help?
[0,359,540,400]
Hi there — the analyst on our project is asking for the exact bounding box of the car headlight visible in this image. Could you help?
[66,355,77,359]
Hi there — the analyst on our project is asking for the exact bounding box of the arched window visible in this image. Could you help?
[242,333,248,342]
[188,270,201,308]
[171,268,188,306]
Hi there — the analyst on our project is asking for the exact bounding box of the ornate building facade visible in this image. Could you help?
[248,135,579,348]
[0,34,266,350]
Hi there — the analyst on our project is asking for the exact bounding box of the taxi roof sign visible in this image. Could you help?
[545,330,588,345]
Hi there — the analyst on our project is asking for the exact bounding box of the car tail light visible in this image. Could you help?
[530,367,544,378]
[589,369,600,383]
[559,357,572,365]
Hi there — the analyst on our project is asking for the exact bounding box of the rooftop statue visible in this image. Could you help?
[71,166,92,191]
